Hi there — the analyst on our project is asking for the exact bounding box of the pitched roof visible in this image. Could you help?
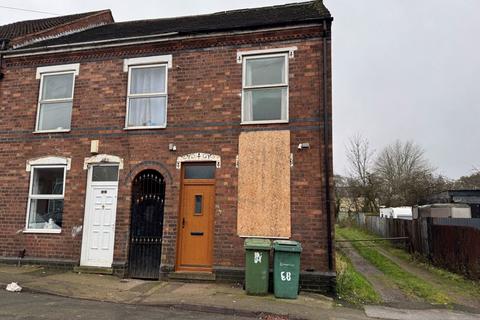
[0,10,111,41]
[22,1,331,49]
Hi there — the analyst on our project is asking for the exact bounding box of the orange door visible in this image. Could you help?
[177,163,215,272]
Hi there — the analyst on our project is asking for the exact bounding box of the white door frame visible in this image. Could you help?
[80,163,120,267]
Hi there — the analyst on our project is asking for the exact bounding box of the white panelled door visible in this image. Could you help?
[81,165,119,268]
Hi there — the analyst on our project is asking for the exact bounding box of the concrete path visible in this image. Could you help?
[338,239,413,306]
[339,237,480,320]
[374,246,480,313]
[0,264,370,320]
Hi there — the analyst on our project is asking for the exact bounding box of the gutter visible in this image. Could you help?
[0,21,331,58]
[13,31,180,51]
[320,20,334,272]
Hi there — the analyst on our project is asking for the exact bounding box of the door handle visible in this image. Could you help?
[182,218,185,228]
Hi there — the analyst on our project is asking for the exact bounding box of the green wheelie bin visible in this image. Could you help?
[273,240,302,299]
[244,238,271,295]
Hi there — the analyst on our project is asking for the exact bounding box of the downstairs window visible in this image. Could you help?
[26,166,66,232]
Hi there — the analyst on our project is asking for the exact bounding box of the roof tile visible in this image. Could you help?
[0,10,110,41]
[22,1,331,49]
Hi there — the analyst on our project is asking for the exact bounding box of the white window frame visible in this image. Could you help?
[125,63,168,130]
[24,164,67,234]
[35,70,76,133]
[241,52,289,125]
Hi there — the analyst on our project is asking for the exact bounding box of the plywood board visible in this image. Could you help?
[237,130,291,238]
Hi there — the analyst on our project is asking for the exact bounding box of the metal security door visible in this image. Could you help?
[128,170,165,279]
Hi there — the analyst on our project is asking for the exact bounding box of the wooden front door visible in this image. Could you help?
[177,163,216,272]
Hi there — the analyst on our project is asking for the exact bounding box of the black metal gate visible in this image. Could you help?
[128,170,165,279]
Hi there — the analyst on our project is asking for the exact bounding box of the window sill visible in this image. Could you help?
[33,129,71,134]
[123,126,166,130]
[241,120,289,125]
[23,229,62,234]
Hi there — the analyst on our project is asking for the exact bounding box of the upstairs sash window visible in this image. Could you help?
[126,65,168,128]
[242,53,288,123]
[37,71,75,131]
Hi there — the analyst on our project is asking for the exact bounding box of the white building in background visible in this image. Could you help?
[380,207,413,220]
[413,204,471,219]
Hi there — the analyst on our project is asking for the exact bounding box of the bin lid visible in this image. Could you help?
[244,238,272,250]
[273,240,302,252]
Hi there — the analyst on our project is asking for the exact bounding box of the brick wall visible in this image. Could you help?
[0,26,333,274]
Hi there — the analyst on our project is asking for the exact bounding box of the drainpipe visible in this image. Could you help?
[17,249,26,267]
[0,39,8,80]
[320,20,334,272]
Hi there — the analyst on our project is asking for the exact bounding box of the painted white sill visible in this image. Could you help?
[23,229,62,234]
[33,129,71,134]
[241,120,289,125]
[123,126,166,130]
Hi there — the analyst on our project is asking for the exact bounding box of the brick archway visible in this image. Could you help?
[123,160,173,186]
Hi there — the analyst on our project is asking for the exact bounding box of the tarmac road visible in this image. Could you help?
[0,290,253,320]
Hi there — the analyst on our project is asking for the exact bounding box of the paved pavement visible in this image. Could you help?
[0,290,251,320]
[2,264,478,320]
[0,264,370,320]
[364,306,480,320]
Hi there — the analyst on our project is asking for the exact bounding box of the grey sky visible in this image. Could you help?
[1,0,479,179]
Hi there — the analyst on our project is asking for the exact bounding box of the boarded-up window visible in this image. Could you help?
[237,130,291,238]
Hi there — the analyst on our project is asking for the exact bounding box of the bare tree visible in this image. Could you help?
[346,134,373,185]
[344,137,454,209]
[375,140,435,206]
[344,134,379,213]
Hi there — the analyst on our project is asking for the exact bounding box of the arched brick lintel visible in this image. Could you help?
[123,160,173,186]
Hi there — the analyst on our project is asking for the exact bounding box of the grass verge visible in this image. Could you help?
[336,250,382,305]
[336,226,450,305]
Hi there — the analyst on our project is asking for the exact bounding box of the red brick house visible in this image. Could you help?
[0,1,334,292]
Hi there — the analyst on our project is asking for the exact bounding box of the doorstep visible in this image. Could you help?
[73,266,113,275]
[168,271,216,281]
